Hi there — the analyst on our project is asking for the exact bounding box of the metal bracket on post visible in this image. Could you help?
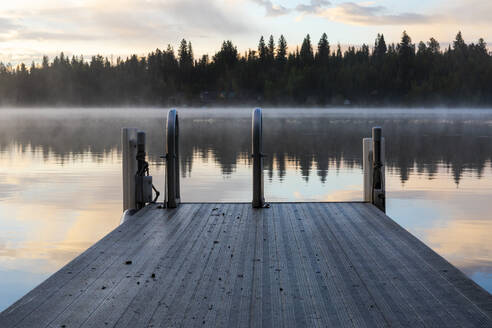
[363,128,386,212]
[164,109,181,208]
[371,127,385,212]
[252,108,268,208]
[135,131,153,210]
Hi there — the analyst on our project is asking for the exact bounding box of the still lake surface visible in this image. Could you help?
[0,107,491,310]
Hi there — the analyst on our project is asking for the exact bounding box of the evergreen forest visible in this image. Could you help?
[0,31,490,107]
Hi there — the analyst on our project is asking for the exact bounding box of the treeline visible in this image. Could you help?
[0,31,491,106]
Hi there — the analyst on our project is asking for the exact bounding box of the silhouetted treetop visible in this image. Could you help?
[300,34,314,65]
[213,40,238,68]
[316,33,330,64]
[276,35,288,64]
[374,34,387,58]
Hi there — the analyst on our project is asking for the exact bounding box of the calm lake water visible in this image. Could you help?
[1,107,491,310]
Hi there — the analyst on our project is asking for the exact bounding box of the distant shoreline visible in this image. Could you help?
[1,31,491,108]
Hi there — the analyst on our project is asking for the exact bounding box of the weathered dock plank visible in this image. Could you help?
[1,203,492,327]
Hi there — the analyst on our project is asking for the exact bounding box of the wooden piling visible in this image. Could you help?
[252,108,265,208]
[372,127,385,212]
[135,131,153,209]
[363,130,385,210]
[122,128,138,211]
[363,138,373,202]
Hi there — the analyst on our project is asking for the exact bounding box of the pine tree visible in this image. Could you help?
[417,41,427,55]
[453,31,466,52]
[42,56,49,69]
[276,35,287,63]
[258,36,267,62]
[178,39,193,68]
[427,38,440,54]
[188,42,194,65]
[397,31,415,59]
[214,40,238,68]
[477,38,487,55]
[267,35,275,62]
[374,34,387,58]
[335,44,342,60]
[300,34,314,65]
[316,33,330,64]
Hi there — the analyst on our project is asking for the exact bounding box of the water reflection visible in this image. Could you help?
[0,108,491,310]
[1,108,491,185]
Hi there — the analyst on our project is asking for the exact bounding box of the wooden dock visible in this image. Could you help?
[2,111,491,327]
[2,202,492,327]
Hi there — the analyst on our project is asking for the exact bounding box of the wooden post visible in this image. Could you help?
[122,128,138,212]
[363,138,373,202]
[252,108,266,208]
[363,130,385,211]
[372,127,385,212]
[165,109,180,208]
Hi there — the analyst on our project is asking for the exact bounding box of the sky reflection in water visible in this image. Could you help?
[0,108,491,310]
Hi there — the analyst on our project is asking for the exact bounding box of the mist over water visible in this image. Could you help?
[2,108,491,183]
[0,107,491,310]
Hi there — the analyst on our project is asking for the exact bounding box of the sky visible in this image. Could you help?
[0,0,491,64]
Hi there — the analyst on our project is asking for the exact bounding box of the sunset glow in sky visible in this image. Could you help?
[0,0,491,64]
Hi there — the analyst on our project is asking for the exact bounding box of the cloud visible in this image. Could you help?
[294,0,491,28]
[154,0,250,34]
[250,0,290,17]
[0,0,257,66]
[0,16,18,30]
[250,0,431,26]
[0,0,251,43]
[0,16,20,42]
[446,0,492,25]
[13,31,101,42]
[318,2,432,26]
[296,0,331,15]
[250,0,331,17]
